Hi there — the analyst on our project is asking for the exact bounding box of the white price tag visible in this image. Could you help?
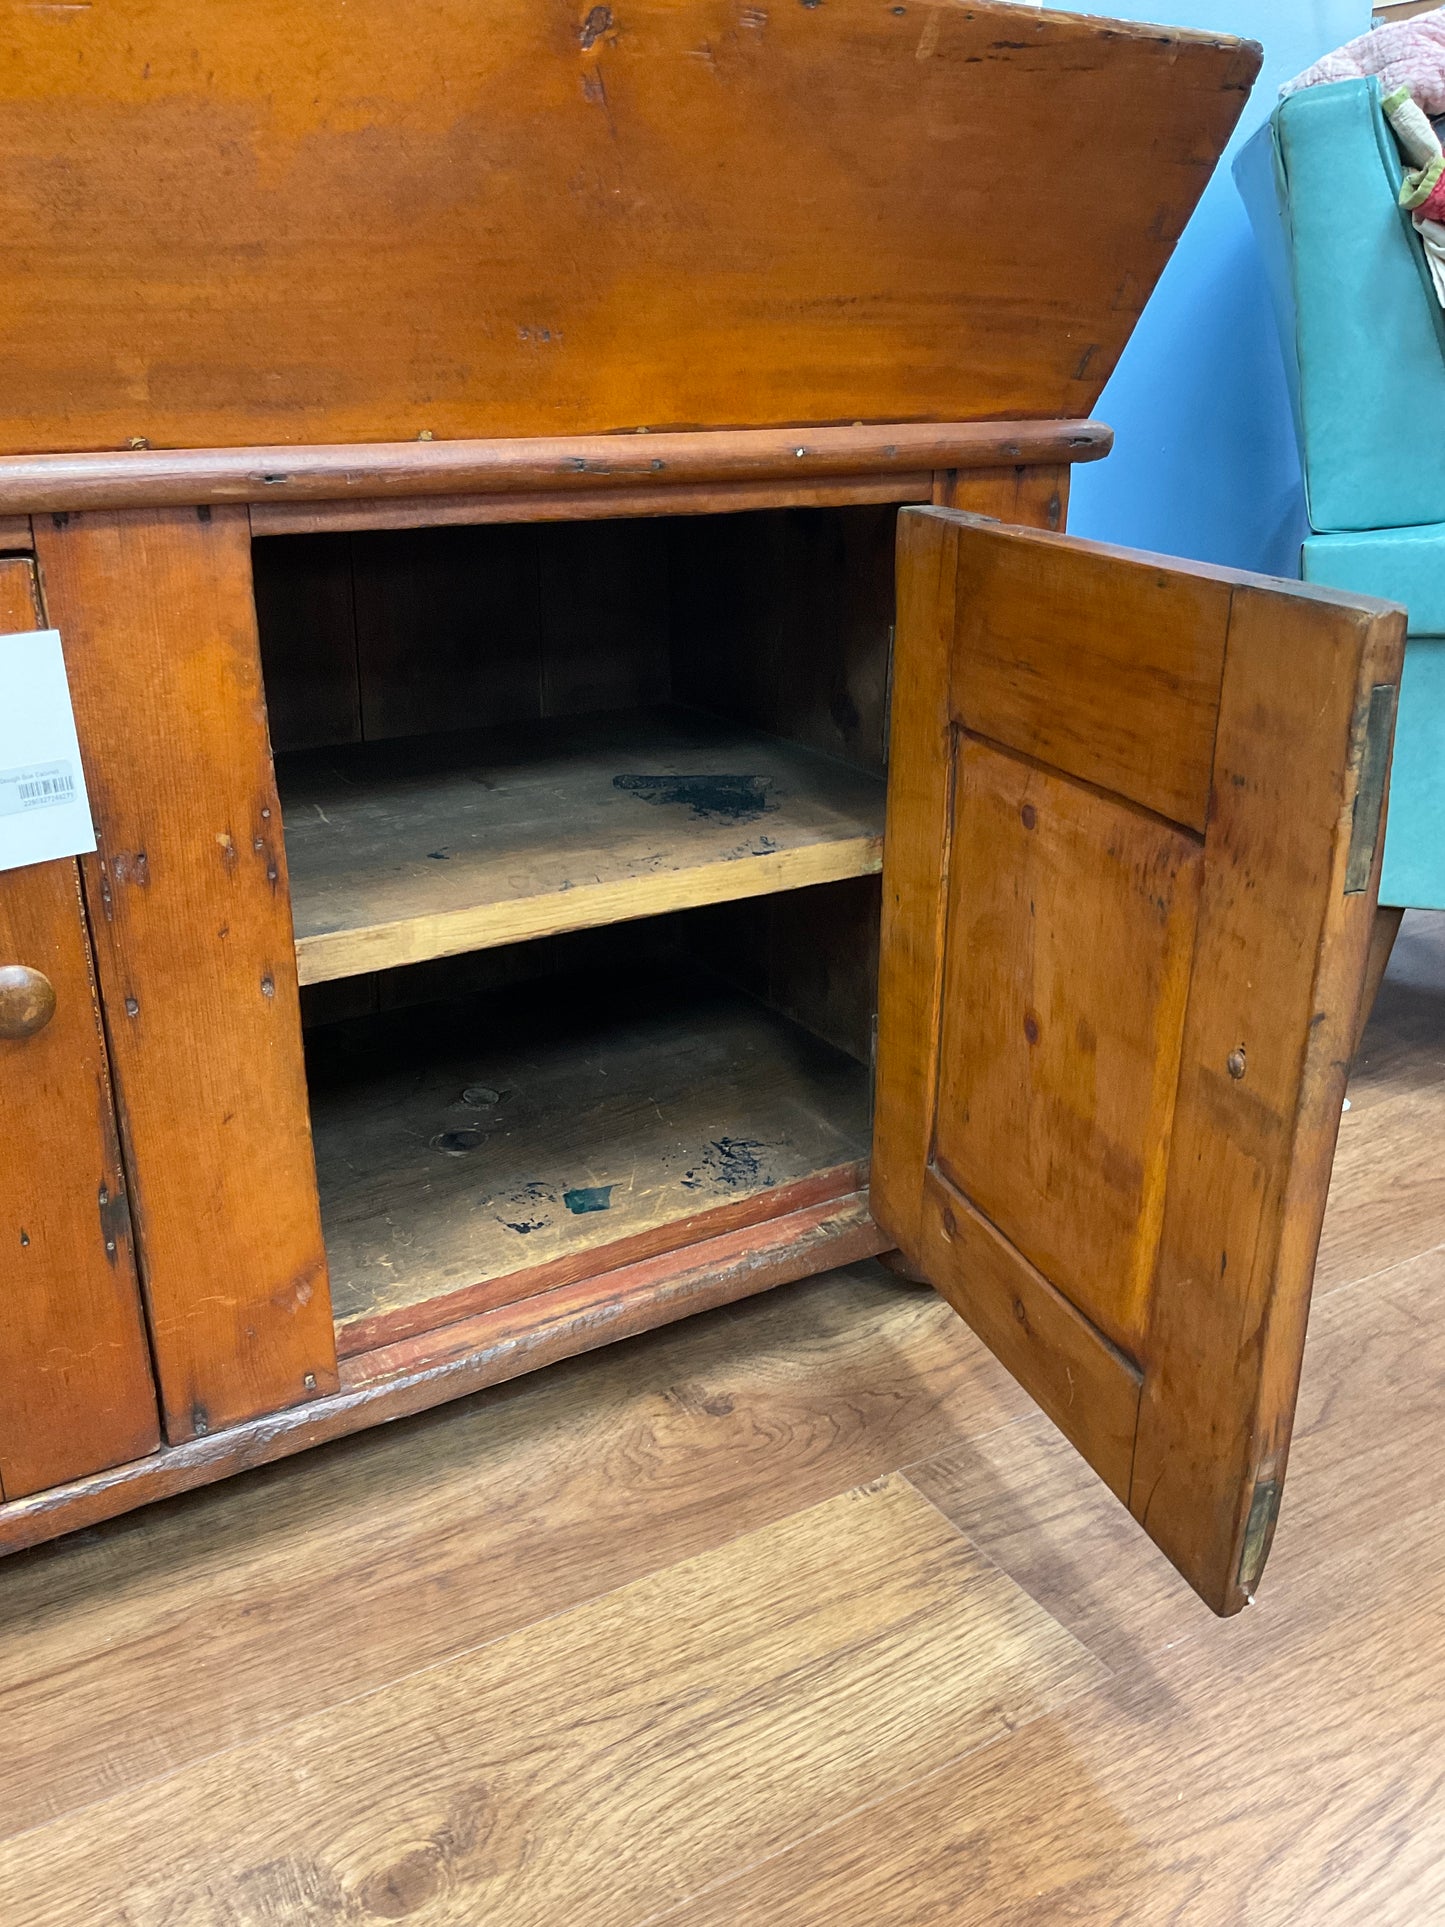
[0,630,97,873]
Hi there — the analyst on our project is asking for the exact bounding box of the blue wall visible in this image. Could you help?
[1059,1,1369,573]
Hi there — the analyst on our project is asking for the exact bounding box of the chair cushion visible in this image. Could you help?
[1304,522,1445,633]
[1238,80,1445,534]
[1303,529,1445,908]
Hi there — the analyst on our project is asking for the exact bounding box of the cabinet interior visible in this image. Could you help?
[252,505,895,1347]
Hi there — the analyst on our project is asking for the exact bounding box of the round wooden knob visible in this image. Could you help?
[0,965,56,1040]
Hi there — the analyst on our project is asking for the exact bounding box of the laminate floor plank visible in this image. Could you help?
[669,1243,1445,1927]
[0,1478,1103,1927]
[0,1267,1031,1841]
[907,1239,1445,1674]
[1314,910,1445,1293]
[668,1566,1445,1927]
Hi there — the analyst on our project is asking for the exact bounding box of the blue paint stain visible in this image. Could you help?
[564,1185,614,1215]
[681,1138,771,1193]
[613,774,777,824]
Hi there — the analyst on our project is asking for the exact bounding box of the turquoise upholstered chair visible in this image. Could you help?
[1236,77,1445,963]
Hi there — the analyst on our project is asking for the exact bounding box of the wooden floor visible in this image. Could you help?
[1,914,1442,1925]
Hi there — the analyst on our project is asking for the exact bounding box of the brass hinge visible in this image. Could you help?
[1237,1475,1282,1597]
[1345,683,1397,894]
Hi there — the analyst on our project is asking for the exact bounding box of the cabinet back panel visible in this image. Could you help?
[668,507,896,777]
[256,506,895,763]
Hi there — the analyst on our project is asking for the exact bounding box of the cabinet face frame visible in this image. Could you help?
[0,447,1070,1553]
[872,507,1404,1614]
[32,507,340,1444]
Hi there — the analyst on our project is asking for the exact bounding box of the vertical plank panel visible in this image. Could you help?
[537,519,671,717]
[669,507,897,776]
[250,532,361,752]
[0,554,159,1494]
[33,507,338,1441]
[353,524,543,739]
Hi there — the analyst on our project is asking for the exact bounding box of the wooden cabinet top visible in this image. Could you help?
[0,0,1258,455]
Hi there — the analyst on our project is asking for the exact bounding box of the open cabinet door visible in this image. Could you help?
[873,509,1404,1615]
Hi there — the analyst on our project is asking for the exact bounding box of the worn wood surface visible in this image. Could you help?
[0,3,1251,452]
[949,522,1234,831]
[934,738,1202,1357]
[0,1477,1099,1924]
[0,556,158,1498]
[283,709,884,984]
[253,475,938,537]
[310,966,872,1333]
[31,508,339,1442]
[0,425,1110,513]
[0,915,1439,1919]
[875,509,1405,1612]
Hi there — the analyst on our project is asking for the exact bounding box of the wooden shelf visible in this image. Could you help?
[307,968,873,1351]
[279,708,886,986]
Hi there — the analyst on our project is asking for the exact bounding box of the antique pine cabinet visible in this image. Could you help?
[0,1,1404,1615]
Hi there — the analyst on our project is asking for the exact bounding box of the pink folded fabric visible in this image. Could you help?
[1282,16,1445,116]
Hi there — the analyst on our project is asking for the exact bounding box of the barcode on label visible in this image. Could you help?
[0,760,79,817]
[19,772,73,802]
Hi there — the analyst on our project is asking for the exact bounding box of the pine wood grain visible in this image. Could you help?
[0,423,1110,517]
[934,737,1202,1357]
[871,470,1069,1268]
[282,709,885,984]
[950,522,1234,832]
[0,557,158,1497]
[1131,585,1403,1609]
[0,0,1252,453]
[0,1477,1102,1925]
[253,473,938,535]
[31,507,339,1441]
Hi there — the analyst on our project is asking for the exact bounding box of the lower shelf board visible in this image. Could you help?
[307,969,875,1352]
[279,706,886,985]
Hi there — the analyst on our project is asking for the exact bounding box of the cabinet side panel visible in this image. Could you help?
[33,508,338,1441]
[0,555,160,1495]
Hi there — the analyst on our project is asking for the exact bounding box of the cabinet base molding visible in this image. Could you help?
[0,1193,886,1559]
